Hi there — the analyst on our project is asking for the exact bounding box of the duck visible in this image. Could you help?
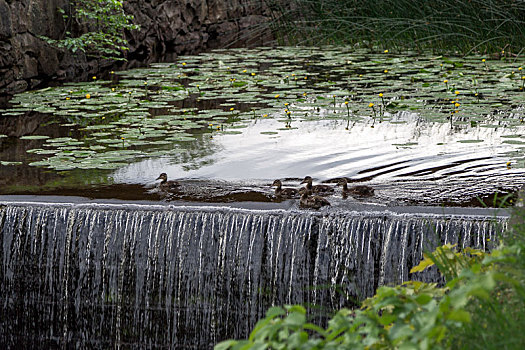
[271,179,299,198]
[156,173,180,191]
[337,178,374,197]
[299,192,330,209]
[300,176,334,195]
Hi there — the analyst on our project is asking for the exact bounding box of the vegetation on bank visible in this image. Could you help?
[216,206,525,349]
[269,0,525,54]
[39,0,525,59]
[41,0,138,60]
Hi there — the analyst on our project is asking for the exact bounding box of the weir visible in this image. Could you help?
[0,201,507,348]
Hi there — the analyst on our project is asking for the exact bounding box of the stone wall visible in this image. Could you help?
[0,0,273,96]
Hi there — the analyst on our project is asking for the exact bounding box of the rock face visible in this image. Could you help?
[0,0,273,96]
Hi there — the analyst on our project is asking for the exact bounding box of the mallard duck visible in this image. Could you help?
[156,173,180,191]
[300,192,330,209]
[271,179,299,198]
[300,176,334,195]
[337,178,374,197]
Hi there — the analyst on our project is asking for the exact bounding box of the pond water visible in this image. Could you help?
[1,47,525,206]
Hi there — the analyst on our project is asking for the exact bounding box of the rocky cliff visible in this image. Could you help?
[0,0,273,96]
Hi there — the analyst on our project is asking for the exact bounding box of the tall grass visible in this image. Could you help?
[268,0,525,54]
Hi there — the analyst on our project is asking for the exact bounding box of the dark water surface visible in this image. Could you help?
[1,47,525,206]
[1,113,523,206]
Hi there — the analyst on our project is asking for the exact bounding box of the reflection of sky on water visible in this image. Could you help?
[113,112,525,186]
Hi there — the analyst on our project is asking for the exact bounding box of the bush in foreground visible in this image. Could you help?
[216,210,525,349]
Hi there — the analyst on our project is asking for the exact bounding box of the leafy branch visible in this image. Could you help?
[41,0,139,60]
[216,238,525,349]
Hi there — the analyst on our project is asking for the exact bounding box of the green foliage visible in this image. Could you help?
[41,0,138,60]
[451,207,525,349]
[271,0,525,54]
[216,218,525,349]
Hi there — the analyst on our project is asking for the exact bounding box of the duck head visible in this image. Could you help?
[156,173,168,182]
[271,179,282,187]
[336,178,348,186]
[300,176,313,185]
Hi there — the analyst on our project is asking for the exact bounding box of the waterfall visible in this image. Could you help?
[0,202,506,349]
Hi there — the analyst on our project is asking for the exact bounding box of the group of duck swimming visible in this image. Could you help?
[155,173,374,209]
[272,176,374,209]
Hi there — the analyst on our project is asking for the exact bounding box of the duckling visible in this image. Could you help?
[271,179,299,198]
[299,192,330,209]
[156,173,180,191]
[300,176,334,195]
[337,178,374,197]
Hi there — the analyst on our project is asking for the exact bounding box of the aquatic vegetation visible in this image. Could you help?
[1,47,525,195]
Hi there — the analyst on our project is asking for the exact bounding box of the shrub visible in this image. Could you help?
[41,0,139,60]
[216,216,525,349]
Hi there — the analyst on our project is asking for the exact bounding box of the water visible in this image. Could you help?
[2,47,525,206]
[1,112,523,206]
[0,201,506,348]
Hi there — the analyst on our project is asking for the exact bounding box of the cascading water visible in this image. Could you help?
[0,202,506,349]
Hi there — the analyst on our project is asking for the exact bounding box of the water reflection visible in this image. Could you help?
[113,113,525,186]
[2,108,524,206]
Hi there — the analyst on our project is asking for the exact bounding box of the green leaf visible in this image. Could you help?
[230,341,253,350]
[410,255,435,273]
[246,343,267,350]
[20,135,50,140]
[447,309,471,323]
[285,305,306,314]
[266,306,286,318]
[287,331,308,347]
[378,313,397,325]
[283,312,306,327]
[214,340,237,350]
[303,322,327,336]
[415,294,433,305]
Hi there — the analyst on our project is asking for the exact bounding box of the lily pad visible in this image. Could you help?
[20,135,50,140]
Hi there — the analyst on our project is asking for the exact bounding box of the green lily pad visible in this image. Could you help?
[20,135,50,140]
[457,139,484,143]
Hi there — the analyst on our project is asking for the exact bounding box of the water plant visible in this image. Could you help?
[2,46,525,194]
